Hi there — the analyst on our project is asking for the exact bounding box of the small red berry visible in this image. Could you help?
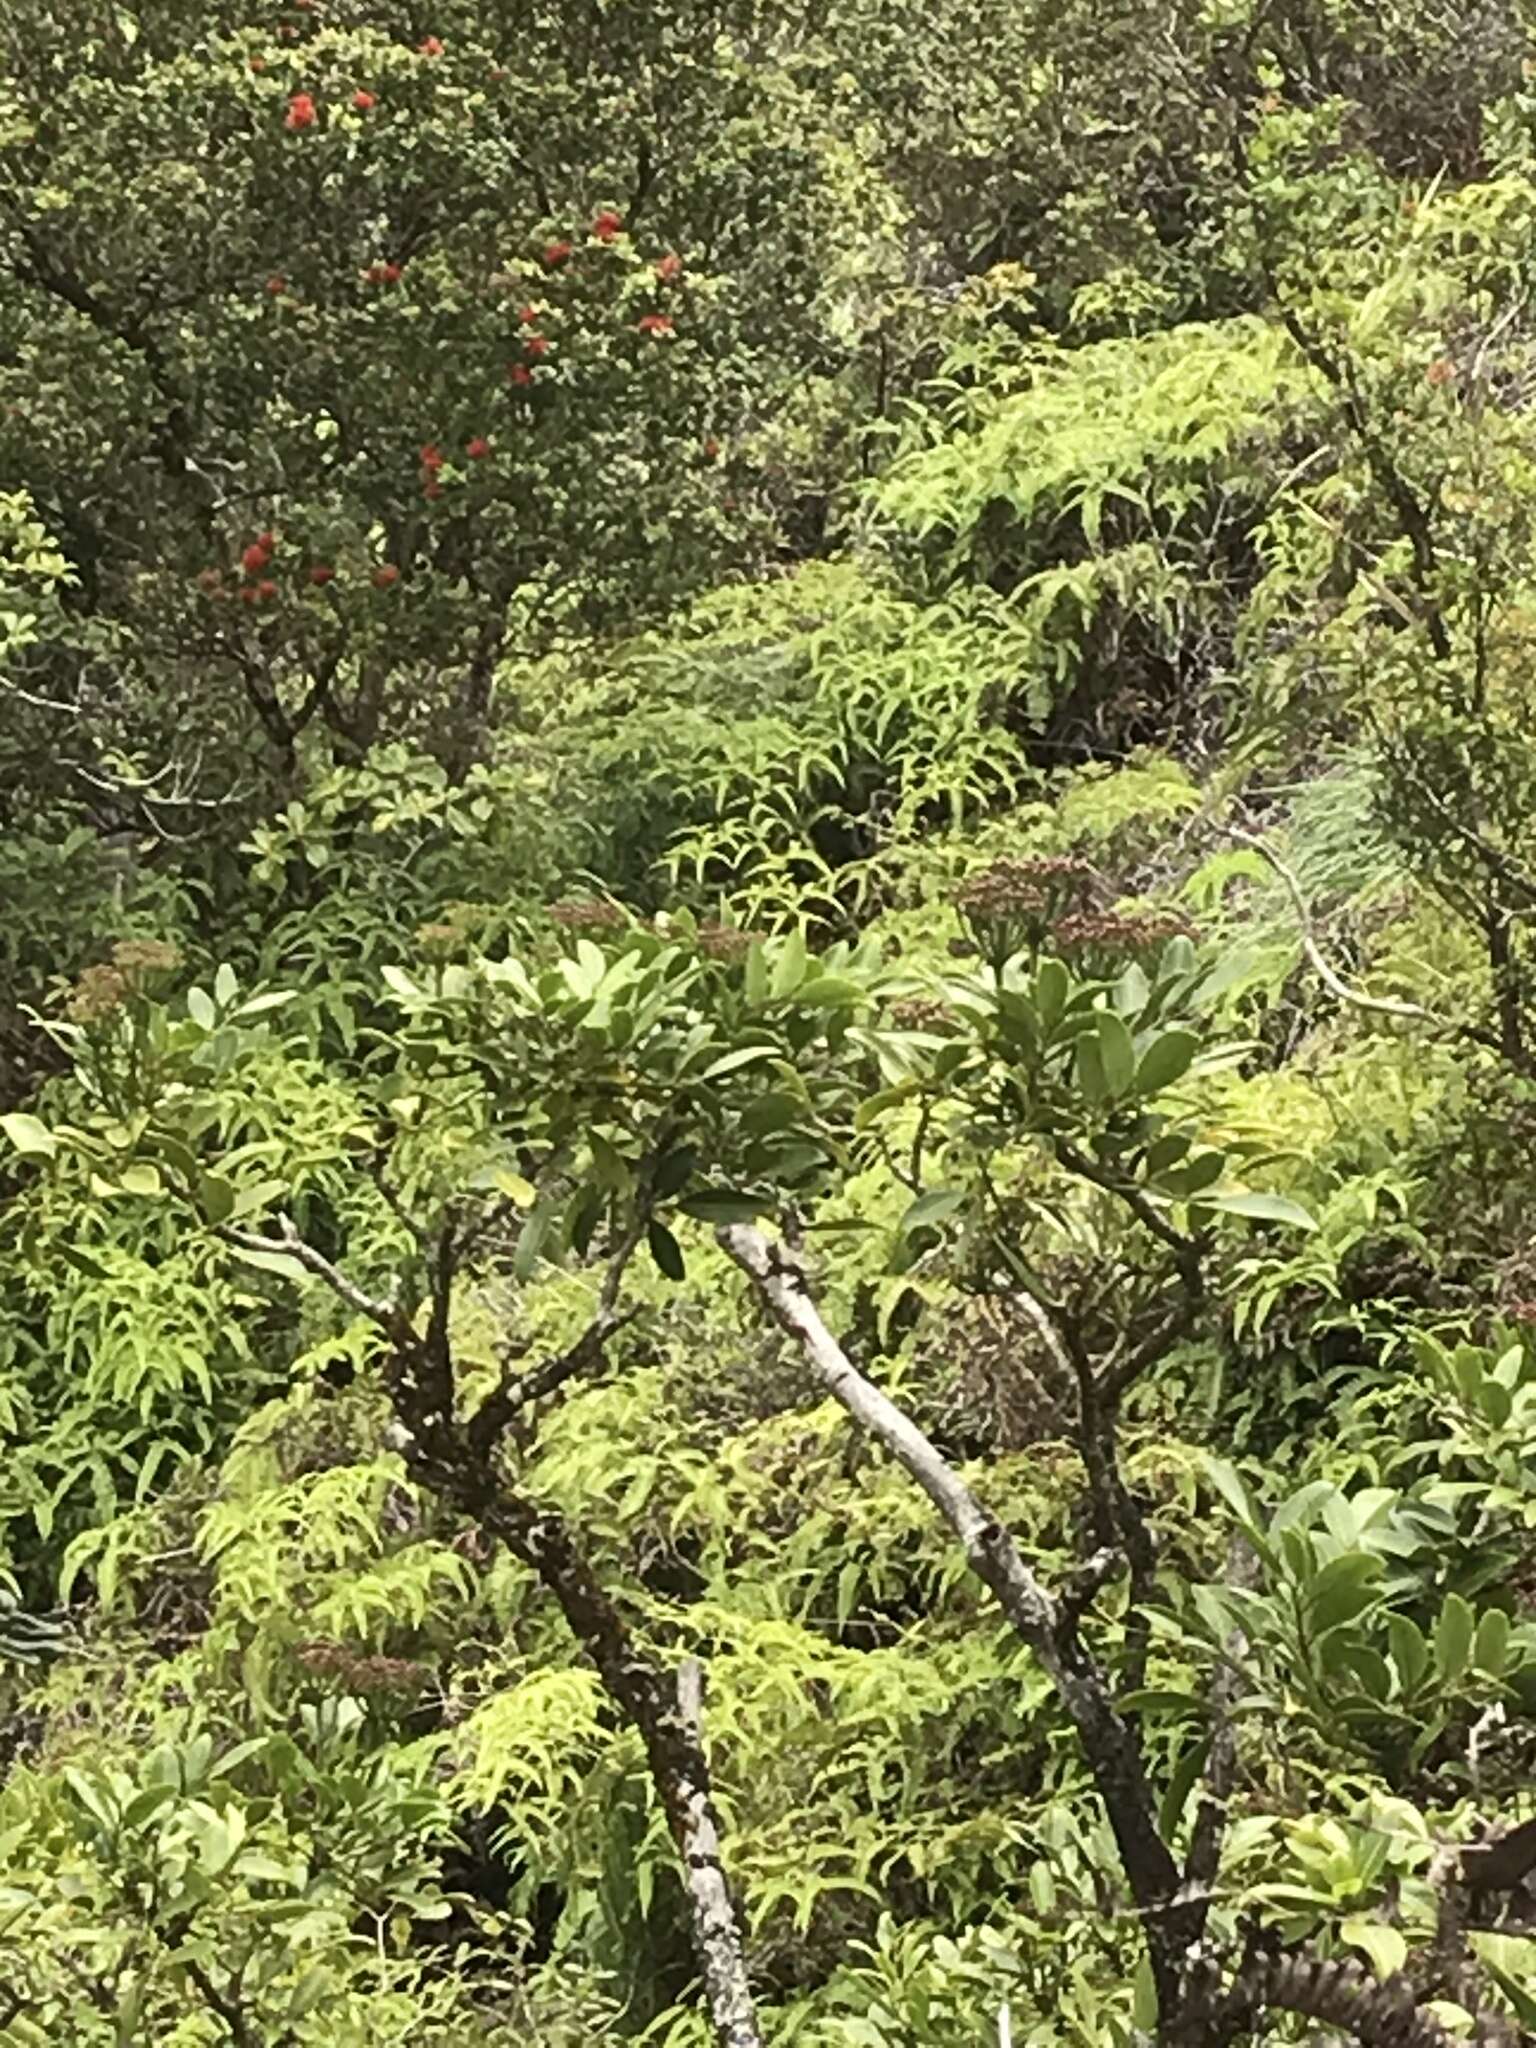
[285,92,317,131]
[703,436,721,460]
[417,35,444,56]
[257,531,276,552]
[256,579,278,602]
[508,363,533,387]
[636,313,674,337]
[524,333,549,357]
[518,303,540,324]
[352,89,376,111]
[591,209,622,242]
[381,261,402,283]
[307,564,335,585]
[465,436,491,458]
[542,239,572,268]
[373,564,400,587]
[239,584,260,605]
[655,252,683,283]
[241,542,270,575]
[420,442,445,471]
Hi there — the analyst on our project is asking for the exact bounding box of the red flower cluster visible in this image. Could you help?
[417,35,444,56]
[265,275,286,295]
[524,333,549,358]
[655,251,683,283]
[352,89,377,111]
[373,564,400,587]
[365,261,403,285]
[542,239,572,268]
[636,313,674,337]
[285,93,317,131]
[592,209,623,242]
[308,564,335,586]
[508,363,533,387]
[466,436,491,458]
[518,303,540,324]
[420,443,445,471]
[241,534,274,576]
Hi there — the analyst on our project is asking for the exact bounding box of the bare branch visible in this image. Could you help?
[718,1223,1193,1991]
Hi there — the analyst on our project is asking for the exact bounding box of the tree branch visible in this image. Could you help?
[718,1223,1196,2002]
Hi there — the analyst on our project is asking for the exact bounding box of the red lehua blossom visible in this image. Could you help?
[255,579,278,602]
[591,209,623,242]
[241,542,270,575]
[542,239,572,268]
[265,275,286,295]
[307,564,335,585]
[518,303,540,324]
[655,251,683,283]
[257,531,276,551]
[636,312,674,337]
[381,261,402,283]
[417,35,444,56]
[420,442,445,471]
[352,89,377,111]
[508,363,533,387]
[465,436,491,458]
[524,333,549,357]
[285,92,317,131]
[373,564,400,587]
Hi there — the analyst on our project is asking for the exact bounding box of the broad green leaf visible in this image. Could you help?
[648,1218,686,1281]
[899,1188,966,1236]
[0,1112,55,1158]
[770,929,807,999]
[1205,1190,1317,1230]
[1341,1919,1406,1979]
[1435,1592,1474,1682]
[1136,1027,1200,1095]
[1096,1010,1136,1096]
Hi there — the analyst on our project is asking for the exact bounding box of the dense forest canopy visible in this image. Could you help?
[7,2,1536,2042]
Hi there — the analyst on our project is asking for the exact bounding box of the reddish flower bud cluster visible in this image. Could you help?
[364,261,403,285]
[655,251,683,283]
[549,896,624,932]
[636,313,674,337]
[465,436,491,458]
[417,35,445,56]
[507,363,533,387]
[352,89,377,111]
[265,274,287,295]
[373,564,400,588]
[307,564,335,586]
[592,209,623,242]
[524,332,549,358]
[285,92,317,131]
[542,239,572,268]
